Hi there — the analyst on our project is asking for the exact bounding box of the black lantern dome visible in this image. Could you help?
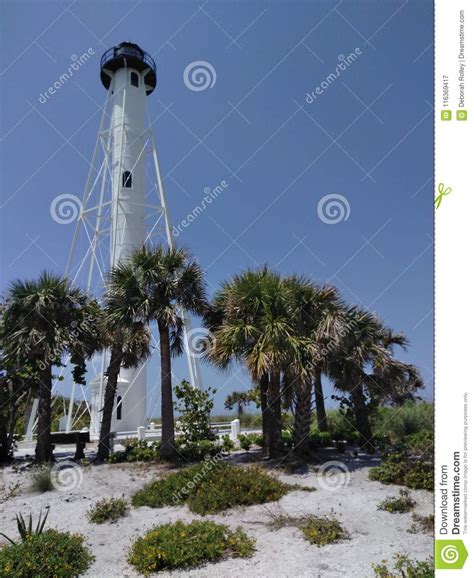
[100,42,157,95]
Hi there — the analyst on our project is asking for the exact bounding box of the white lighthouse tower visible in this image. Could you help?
[89,43,154,433]
[60,42,203,437]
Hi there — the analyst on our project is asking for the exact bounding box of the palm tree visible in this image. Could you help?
[325,308,420,452]
[283,278,344,455]
[224,391,253,416]
[105,245,207,459]
[205,267,307,458]
[96,318,150,461]
[2,273,94,462]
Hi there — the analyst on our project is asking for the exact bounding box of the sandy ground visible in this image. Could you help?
[0,449,433,578]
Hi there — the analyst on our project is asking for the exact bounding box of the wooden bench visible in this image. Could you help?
[50,431,90,460]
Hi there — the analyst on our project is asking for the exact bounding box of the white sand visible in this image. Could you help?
[0,451,433,577]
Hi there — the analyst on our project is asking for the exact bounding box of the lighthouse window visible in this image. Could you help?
[116,396,122,420]
[130,72,139,87]
[122,171,132,188]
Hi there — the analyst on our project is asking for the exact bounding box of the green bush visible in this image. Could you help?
[29,465,54,493]
[132,462,292,515]
[238,433,263,451]
[0,529,94,577]
[174,380,216,444]
[373,553,434,577]
[238,434,252,451]
[87,497,128,524]
[281,429,294,449]
[369,453,433,492]
[309,429,333,448]
[188,465,289,515]
[176,439,222,461]
[326,409,358,441]
[128,520,255,574]
[373,402,433,445]
[378,490,416,514]
[221,435,235,453]
[108,438,161,463]
[408,513,434,534]
[301,516,348,547]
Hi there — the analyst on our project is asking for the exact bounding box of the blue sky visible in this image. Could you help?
[0,0,433,417]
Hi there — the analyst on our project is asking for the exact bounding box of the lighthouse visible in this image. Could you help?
[63,42,203,436]
[88,43,156,433]
[24,42,203,441]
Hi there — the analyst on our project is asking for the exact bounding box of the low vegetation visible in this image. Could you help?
[301,516,348,547]
[87,497,128,524]
[28,465,54,493]
[408,513,434,534]
[108,438,161,463]
[128,520,255,574]
[0,529,94,577]
[265,507,348,547]
[132,462,292,515]
[369,430,434,491]
[238,432,263,451]
[373,553,434,577]
[377,490,416,514]
[0,508,49,545]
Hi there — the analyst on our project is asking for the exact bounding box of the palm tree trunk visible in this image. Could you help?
[267,370,283,458]
[159,321,175,459]
[259,372,270,455]
[294,379,313,456]
[97,344,122,461]
[351,384,374,453]
[314,369,328,432]
[35,364,53,462]
[0,419,8,462]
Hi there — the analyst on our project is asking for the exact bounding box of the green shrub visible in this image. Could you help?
[128,520,255,574]
[238,434,252,451]
[373,402,433,445]
[29,465,54,493]
[301,516,348,547]
[221,435,235,453]
[281,429,294,449]
[238,433,263,451]
[326,409,358,441]
[373,553,434,577]
[369,457,433,492]
[176,439,222,461]
[309,429,332,447]
[406,430,434,456]
[132,462,292,514]
[87,497,128,524]
[188,465,289,515]
[108,438,160,463]
[0,529,94,577]
[408,513,434,534]
[174,380,216,444]
[132,463,202,508]
[378,490,416,514]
